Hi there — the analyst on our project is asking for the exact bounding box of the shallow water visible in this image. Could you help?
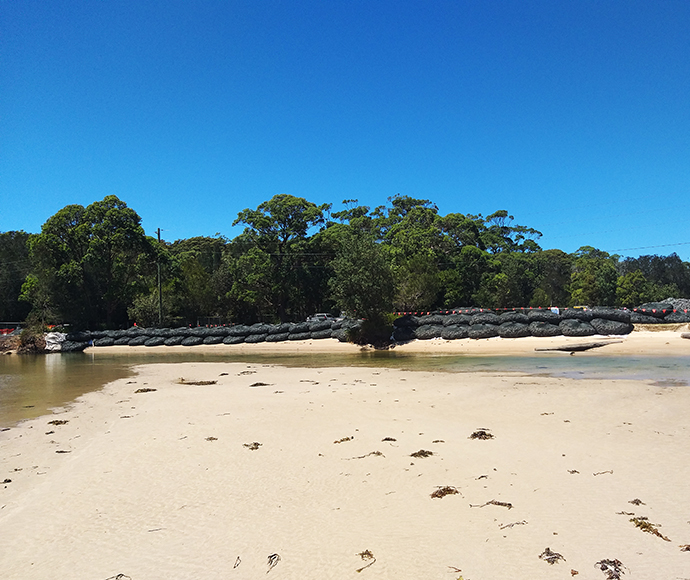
[1,349,689,428]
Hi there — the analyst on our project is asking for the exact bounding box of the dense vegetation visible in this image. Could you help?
[2,194,689,329]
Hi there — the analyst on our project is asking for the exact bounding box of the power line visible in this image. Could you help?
[611,241,690,252]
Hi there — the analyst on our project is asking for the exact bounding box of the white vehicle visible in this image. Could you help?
[307,313,335,322]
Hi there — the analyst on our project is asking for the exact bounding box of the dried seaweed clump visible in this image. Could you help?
[469,429,494,440]
[628,498,645,506]
[135,387,157,393]
[48,419,68,426]
[381,437,396,442]
[410,449,434,458]
[431,486,459,499]
[539,547,565,565]
[205,436,218,441]
[630,517,670,541]
[356,550,376,573]
[470,499,513,509]
[334,436,354,444]
[243,441,262,450]
[249,382,271,387]
[595,559,626,579]
[177,378,217,385]
[680,544,690,552]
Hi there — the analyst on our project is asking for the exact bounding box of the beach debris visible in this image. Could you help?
[134,388,157,393]
[539,547,565,565]
[616,511,635,516]
[2,479,11,484]
[249,382,272,387]
[410,449,433,458]
[628,498,645,505]
[469,429,494,440]
[45,431,55,435]
[347,451,384,460]
[104,575,132,580]
[432,439,445,443]
[219,372,228,376]
[535,340,622,353]
[571,570,579,576]
[499,520,528,529]
[233,556,241,568]
[355,549,376,573]
[431,486,459,499]
[381,437,396,442]
[334,436,354,443]
[238,370,256,375]
[55,450,71,453]
[630,516,670,541]
[266,553,281,573]
[470,499,513,509]
[593,470,613,476]
[48,419,68,426]
[568,470,580,474]
[177,378,217,385]
[680,544,690,551]
[595,559,627,579]
[205,436,218,441]
[243,442,262,450]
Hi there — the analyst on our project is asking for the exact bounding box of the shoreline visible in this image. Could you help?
[1,359,689,578]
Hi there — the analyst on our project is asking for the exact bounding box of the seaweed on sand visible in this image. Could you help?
[381,437,396,442]
[267,553,281,573]
[469,429,494,440]
[539,547,565,565]
[177,378,217,386]
[431,486,459,499]
[134,388,157,393]
[243,442,262,450]
[356,550,376,573]
[470,499,513,509]
[334,436,354,444]
[595,559,627,579]
[410,449,433,458]
[48,420,68,426]
[630,517,670,541]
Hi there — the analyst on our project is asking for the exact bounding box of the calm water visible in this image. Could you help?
[2,349,689,428]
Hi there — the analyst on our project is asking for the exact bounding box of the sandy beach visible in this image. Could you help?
[1,331,689,579]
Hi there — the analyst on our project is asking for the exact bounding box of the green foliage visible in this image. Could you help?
[570,246,619,306]
[0,231,32,321]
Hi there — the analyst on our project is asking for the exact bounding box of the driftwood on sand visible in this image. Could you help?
[535,341,622,354]
[681,332,690,339]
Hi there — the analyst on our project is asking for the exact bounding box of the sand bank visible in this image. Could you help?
[1,355,689,579]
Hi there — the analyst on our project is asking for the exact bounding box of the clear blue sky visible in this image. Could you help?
[2,1,689,260]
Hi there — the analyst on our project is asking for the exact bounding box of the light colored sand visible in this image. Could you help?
[2,350,690,579]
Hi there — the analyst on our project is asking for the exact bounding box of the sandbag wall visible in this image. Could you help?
[61,319,361,351]
[630,301,690,324]
[392,307,638,341]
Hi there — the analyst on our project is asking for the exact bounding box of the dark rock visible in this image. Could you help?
[559,319,596,336]
[164,336,185,346]
[470,313,502,326]
[560,308,594,322]
[288,332,311,341]
[468,323,499,339]
[203,336,225,344]
[311,329,334,340]
[527,309,561,324]
[498,322,531,338]
[144,337,166,347]
[266,333,290,342]
[181,336,204,346]
[499,312,529,324]
[589,307,631,323]
[245,333,268,343]
[590,318,634,335]
[223,335,245,345]
[528,321,562,337]
[93,337,115,347]
[441,324,470,340]
[414,325,444,340]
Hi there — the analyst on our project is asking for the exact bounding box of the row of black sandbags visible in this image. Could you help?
[62,319,361,350]
[392,307,634,341]
[631,302,690,323]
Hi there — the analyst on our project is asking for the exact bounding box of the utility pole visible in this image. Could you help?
[157,228,163,326]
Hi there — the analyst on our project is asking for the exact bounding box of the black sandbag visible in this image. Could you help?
[527,309,561,324]
[470,312,502,326]
[330,320,343,330]
[223,335,245,345]
[311,329,334,340]
[636,302,674,316]
[498,322,531,338]
[172,327,191,337]
[245,333,268,343]
[228,325,251,337]
[289,322,310,334]
[60,341,89,352]
[590,318,634,335]
[499,312,529,324]
[416,314,445,326]
[65,331,91,342]
[104,329,127,339]
[203,335,224,344]
[144,337,166,347]
[114,337,131,345]
[164,336,185,346]
[630,312,663,324]
[664,310,690,323]
[441,324,469,340]
[126,327,146,338]
[443,313,472,326]
[309,320,332,332]
[208,326,230,337]
[589,307,631,324]
[248,324,272,335]
[414,325,443,339]
[289,332,312,341]
[468,323,499,339]
[393,315,419,328]
[560,308,594,322]
[269,323,292,334]
[528,321,562,337]
[181,336,204,346]
[266,332,290,342]
[392,327,415,342]
[559,319,596,336]
[332,329,349,342]
[128,336,149,346]
[93,337,115,347]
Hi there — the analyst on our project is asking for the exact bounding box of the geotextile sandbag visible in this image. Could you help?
[630,312,663,324]
[468,323,499,339]
[589,307,631,324]
[93,337,115,347]
[128,336,149,346]
[289,332,311,341]
[248,324,272,335]
[164,336,185,346]
[60,341,89,352]
[499,312,529,324]
[560,308,594,322]
[228,325,251,337]
[181,336,204,346]
[309,320,332,332]
[245,333,268,343]
[664,310,690,323]
[590,318,634,335]
[416,315,445,326]
[441,324,470,340]
[470,313,502,326]
[393,315,419,328]
[144,337,166,347]
[223,335,245,345]
[527,309,561,324]
[203,336,224,344]
[311,329,334,340]
[114,337,131,345]
[498,322,531,338]
[636,302,674,317]
[269,323,292,334]
[289,322,310,334]
[443,313,473,326]
[528,321,562,337]
[266,333,290,342]
[332,329,349,342]
[414,325,443,339]
[559,319,596,336]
